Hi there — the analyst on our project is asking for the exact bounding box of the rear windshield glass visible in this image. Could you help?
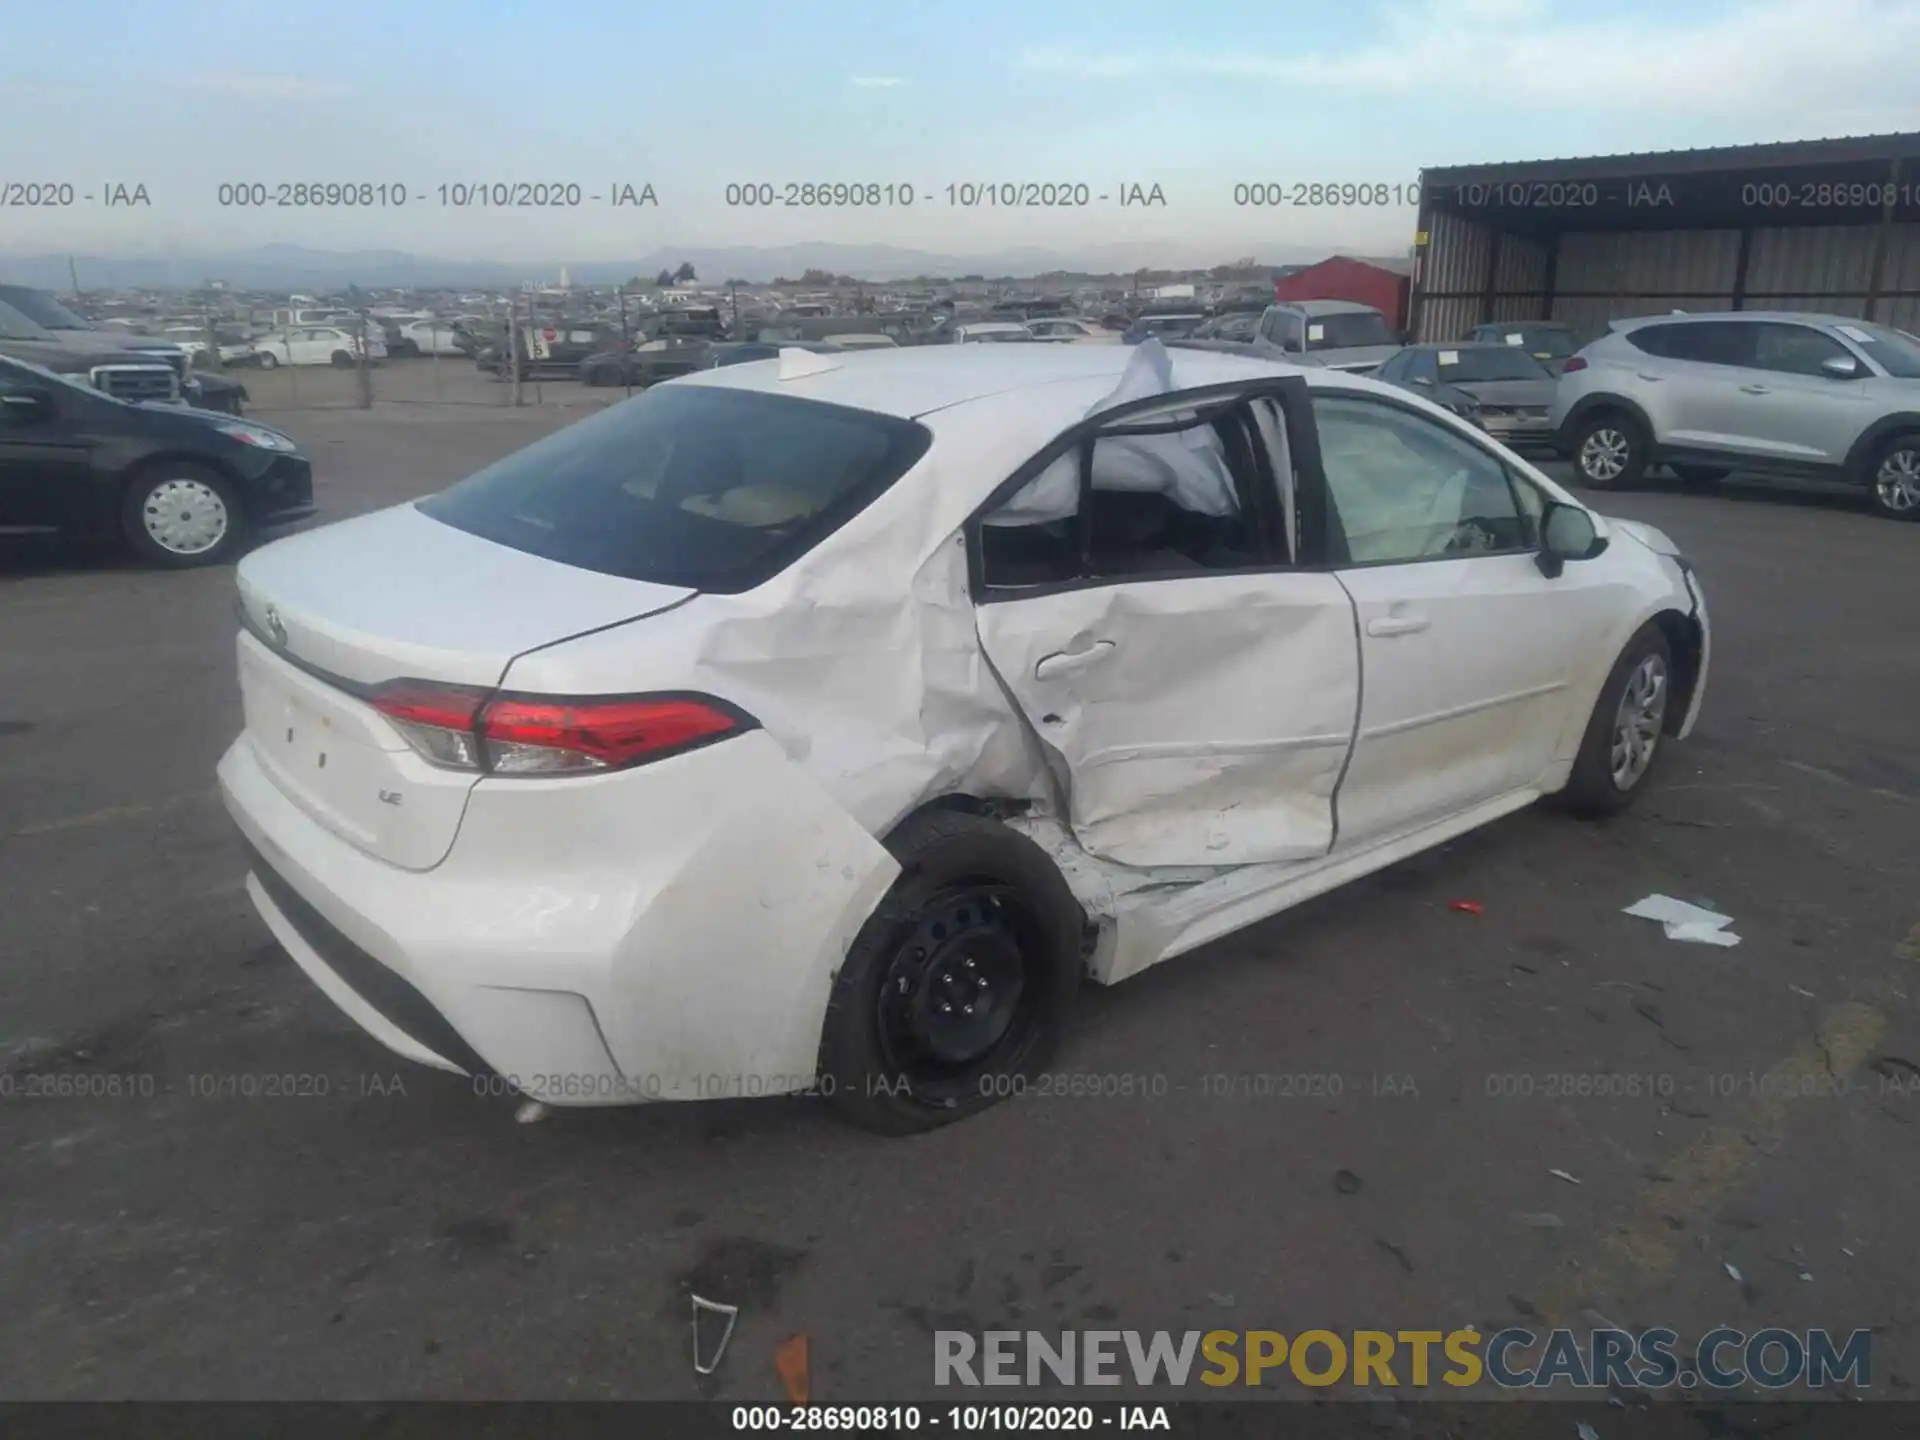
[417,385,931,591]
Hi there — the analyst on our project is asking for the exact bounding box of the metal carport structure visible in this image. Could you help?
[1408,132,1920,343]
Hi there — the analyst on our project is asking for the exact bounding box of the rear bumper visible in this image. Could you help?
[217,727,899,1105]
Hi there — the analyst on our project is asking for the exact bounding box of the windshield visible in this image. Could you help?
[1498,326,1577,358]
[1437,348,1552,382]
[0,298,58,340]
[1845,323,1920,379]
[417,385,931,591]
[0,288,90,329]
[1306,311,1398,349]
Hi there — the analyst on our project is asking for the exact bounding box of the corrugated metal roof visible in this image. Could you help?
[1422,132,1920,183]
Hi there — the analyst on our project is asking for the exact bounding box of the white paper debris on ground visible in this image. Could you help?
[514,1100,549,1124]
[1790,984,1817,998]
[1625,894,1740,945]
[1724,1262,1743,1283]
[1549,1169,1582,1185]
[1577,1422,1602,1440]
[1665,921,1742,947]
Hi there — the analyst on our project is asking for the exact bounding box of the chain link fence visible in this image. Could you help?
[207,294,632,417]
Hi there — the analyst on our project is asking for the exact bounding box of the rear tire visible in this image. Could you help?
[820,810,1084,1136]
[330,350,355,368]
[1572,411,1647,490]
[1558,624,1674,817]
[256,352,278,370]
[121,462,247,569]
[1865,431,1920,520]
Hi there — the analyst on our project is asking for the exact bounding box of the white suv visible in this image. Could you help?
[1550,311,1920,520]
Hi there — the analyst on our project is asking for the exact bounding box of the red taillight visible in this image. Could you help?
[482,696,741,773]
[1562,355,1588,372]
[367,682,749,775]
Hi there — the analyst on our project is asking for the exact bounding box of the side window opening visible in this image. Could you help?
[979,394,1282,590]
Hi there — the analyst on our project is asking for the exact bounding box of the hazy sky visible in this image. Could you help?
[3,0,1917,260]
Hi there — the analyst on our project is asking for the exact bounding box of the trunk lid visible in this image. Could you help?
[234,503,694,869]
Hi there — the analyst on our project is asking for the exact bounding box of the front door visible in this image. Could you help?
[1715,321,1882,467]
[0,384,92,532]
[972,378,1361,869]
[1307,392,1614,847]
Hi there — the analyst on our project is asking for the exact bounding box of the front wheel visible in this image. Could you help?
[1866,432,1920,520]
[330,350,355,368]
[1558,625,1674,817]
[255,351,278,370]
[1572,413,1647,490]
[121,463,247,569]
[820,810,1084,1135]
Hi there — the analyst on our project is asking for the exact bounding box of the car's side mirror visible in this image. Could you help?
[0,384,53,422]
[1820,355,1864,380]
[1537,502,1602,577]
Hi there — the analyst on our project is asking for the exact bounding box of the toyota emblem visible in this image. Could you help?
[264,603,287,647]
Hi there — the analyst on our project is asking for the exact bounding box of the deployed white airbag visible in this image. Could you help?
[985,341,1240,525]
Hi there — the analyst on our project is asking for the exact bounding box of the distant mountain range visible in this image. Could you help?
[0,241,1410,290]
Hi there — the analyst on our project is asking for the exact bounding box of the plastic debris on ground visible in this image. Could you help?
[1724,1262,1743,1283]
[1549,1169,1582,1185]
[692,1294,740,1376]
[1447,899,1484,915]
[775,1333,810,1404]
[514,1101,549,1124]
[1577,1422,1602,1440]
[1624,894,1741,946]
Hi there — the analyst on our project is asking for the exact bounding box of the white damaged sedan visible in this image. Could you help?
[218,340,1709,1133]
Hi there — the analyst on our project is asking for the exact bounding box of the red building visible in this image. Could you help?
[1273,256,1412,331]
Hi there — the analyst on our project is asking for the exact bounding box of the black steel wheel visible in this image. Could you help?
[821,810,1083,1135]
[873,884,1040,1097]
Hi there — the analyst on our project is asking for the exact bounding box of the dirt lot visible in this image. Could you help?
[0,396,1916,1405]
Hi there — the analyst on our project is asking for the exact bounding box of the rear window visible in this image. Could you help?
[417,385,931,591]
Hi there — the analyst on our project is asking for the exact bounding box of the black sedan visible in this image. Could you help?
[1370,342,1560,450]
[0,353,312,568]
[702,340,844,368]
[578,335,715,388]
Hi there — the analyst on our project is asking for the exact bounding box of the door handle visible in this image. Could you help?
[1366,614,1430,638]
[1636,373,1664,382]
[1739,384,1770,394]
[1034,640,1116,680]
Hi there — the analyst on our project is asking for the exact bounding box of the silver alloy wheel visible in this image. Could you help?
[1610,653,1668,790]
[1874,445,1920,513]
[141,476,229,556]
[1580,427,1630,482]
